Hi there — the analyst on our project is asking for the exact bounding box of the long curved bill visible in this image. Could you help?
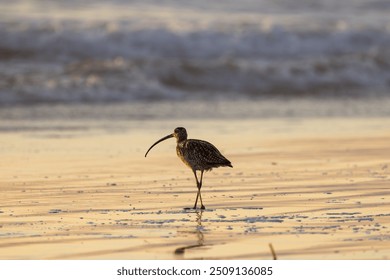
[144,133,174,157]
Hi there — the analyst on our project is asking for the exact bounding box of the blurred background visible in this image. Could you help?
[1,0,390,119]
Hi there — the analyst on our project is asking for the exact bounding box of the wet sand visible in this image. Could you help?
[0,118,389,259]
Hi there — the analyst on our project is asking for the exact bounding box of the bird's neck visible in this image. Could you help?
[176,136,187,143]
[176,138,187,146]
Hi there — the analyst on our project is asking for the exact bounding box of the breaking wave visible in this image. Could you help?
[1,9,390,104]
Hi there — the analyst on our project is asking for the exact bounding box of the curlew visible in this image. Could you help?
[145,127,232,210]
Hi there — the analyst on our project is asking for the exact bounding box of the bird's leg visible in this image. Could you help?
[193,170,200,209]
[198,170,205,210]
[193,170,206,210]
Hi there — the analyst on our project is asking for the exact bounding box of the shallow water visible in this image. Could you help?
[0,98,390,125]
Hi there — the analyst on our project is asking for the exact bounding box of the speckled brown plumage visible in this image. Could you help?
[176,139,232,171]
[145,127,233,209]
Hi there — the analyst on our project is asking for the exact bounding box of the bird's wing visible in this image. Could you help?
[186,140,231,165]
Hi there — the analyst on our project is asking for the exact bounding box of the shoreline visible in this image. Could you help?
[1,98,390,122]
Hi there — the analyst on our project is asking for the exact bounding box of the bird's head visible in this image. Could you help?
[145,127,187,157]
[173,127,187,142]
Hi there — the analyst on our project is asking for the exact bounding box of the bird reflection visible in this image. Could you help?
[174,210,205,256]
[195,211,204,246]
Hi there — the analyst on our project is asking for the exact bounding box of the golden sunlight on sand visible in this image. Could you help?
[0,118,389,259]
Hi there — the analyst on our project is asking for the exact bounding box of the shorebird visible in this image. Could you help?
[145,127,233,210]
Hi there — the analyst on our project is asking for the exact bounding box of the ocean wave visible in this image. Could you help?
[2,19,390,59]
[0,19,390,103]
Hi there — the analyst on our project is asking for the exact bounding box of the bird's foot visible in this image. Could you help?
[184,205,206,211]
[191,205,205,210]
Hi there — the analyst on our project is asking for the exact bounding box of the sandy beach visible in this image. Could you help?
[1,117,389,259]
[1,0,390,265]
